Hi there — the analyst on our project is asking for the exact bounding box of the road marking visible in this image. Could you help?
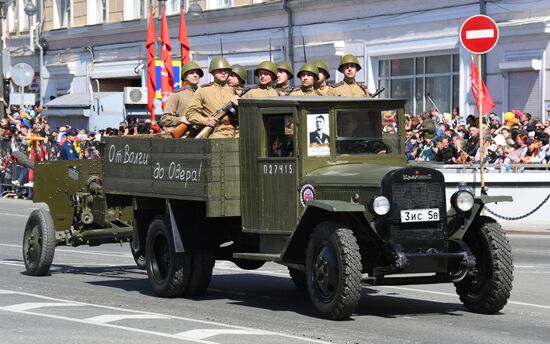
[382,286,550,310]
[0,243,133,259]
[176,329,270,339]
[1,302,85,312]
[0,212,28,218]
[0,288,331,344]
[0,290,14,294]
[85,314,171,323]
[465,29,494,39]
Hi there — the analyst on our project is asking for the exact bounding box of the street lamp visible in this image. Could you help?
[23,0,36,16]
[0,0,14,118]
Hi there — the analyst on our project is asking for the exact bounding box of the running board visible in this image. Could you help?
[232,253,281,262]
[364,274,451,286]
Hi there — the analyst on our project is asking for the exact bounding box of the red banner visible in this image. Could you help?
[146,7,157,120]
[179,4,191,65]
[160,6,174,110]
[470,59,495,115]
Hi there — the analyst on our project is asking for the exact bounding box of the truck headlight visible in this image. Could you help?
[451,190,474,212]
[371,195,390,215]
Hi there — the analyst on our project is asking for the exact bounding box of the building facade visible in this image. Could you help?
[3,0,550,125]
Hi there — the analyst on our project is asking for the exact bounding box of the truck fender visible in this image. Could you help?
[449,195,513,240]
[167,200,185,253]
[280,200,368,264]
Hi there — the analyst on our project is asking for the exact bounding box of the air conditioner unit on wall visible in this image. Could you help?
[123,87,147,104]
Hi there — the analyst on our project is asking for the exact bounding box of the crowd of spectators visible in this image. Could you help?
[405,107,550,169]
[0,101,159,198]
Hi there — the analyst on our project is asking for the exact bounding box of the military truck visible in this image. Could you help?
[23,97,513,320]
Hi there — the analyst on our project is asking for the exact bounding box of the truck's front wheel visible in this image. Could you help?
[306,222,362,320]
[455,217,513,314]
[146,216,191,297]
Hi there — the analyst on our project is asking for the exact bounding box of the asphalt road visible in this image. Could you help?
[1,199,549,344]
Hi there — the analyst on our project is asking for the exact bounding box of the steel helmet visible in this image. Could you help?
[254,61,278,78]
[338,54,362,73]
[297,62,319,79]
[276,61,294,79]
[208,57,231,73]
[181,61,204,78]
[230,64,247,83]
[314,60,330,79]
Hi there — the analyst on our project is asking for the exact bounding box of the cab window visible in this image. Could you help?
[336,109,400,155]
[263,114,294,157]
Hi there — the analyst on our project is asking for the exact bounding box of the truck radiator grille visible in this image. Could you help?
[390,181,445,231]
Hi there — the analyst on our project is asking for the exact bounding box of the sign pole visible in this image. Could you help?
[477,53,485,193]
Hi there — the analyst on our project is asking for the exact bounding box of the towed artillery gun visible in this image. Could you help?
[23,97,513,319]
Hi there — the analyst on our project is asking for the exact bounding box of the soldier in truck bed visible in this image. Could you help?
[160,61,203,132]
[228,64,247,96]
[289,63,323,96]
[242,61,279,99]
[275,61,294,96]
[333,54,371,97]
[314,60,338,96]
[186,57,239,138]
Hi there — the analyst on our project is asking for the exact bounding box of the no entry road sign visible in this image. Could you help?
[460,15,499,54]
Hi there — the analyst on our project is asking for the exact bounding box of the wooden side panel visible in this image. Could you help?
[103,137,240,217]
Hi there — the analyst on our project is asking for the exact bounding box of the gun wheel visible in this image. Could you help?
[146,216,191,297]
[455,216,514,314]
[23,209,56,276]
[306,222,362,320]
[130,240,146,270]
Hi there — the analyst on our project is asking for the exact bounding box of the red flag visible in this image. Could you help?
[146,7,156,121]
[470,60,495,115]
[160,6,174,110]
[179,4,191,64]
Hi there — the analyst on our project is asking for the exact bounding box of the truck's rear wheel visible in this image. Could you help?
[289,267,307,290]
[146,216,191,297]
[455,217,513,314]
[130,240,146,270]
[306,222,362,320]
[23,209,56,276]
[186,250,215,296]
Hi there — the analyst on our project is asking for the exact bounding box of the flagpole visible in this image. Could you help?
[477,53,486,193]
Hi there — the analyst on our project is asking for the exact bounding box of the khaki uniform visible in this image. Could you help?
[242,85,279,98]
[186,82,237,138]
[333,78,371,97]
[232,86,246,97]
[160,85,197,128]
[316,83,339,96]
[289,85,322,96]
[275,84,293,96]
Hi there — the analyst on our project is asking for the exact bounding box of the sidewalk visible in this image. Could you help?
[502,222,550,235]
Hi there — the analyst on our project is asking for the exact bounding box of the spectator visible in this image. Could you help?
[59,130,80,160]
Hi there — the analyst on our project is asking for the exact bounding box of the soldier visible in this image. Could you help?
[275,61,294,96]
[186,57,239,138]
[289,63,323,96]
[314,60,338,96]
[333,54,371,97]
[160,61,203,132]
[229,64,247,96]
[242,61,279,98]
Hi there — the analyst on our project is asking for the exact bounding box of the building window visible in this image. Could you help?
[206,0,232,10]
[53,0,71,29]
[165,0,184,15]
[378,54,459,116]
[124,0,146,20]
[87,0,107,25]
[7,3,16,33]
[18,0,31,32]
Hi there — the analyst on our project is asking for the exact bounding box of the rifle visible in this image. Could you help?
[194,88,251,139]
[170,118,192,139]
[371,87,385,98]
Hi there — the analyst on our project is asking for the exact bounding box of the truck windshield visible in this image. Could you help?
[336,109,400,155]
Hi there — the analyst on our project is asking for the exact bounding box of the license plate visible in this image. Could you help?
[400,208,440,223]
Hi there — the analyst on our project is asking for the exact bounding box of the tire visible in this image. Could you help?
[23,209,56,276]
[130,240,146,270]
[455,217,513,314]
[232,259,265,270]
[289,267,307,290]
[146,216,191,297]
[306,222,362,320]
[186,250,215,297]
